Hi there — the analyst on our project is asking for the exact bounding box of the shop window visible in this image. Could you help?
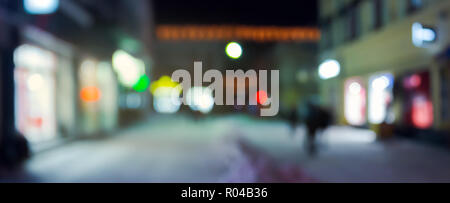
[320,21,333,50]
[345,77,367,126]
[408,0,423,13]
[374,0,384,29]
[348,7,359,41]
[402,71,433,129]
[14,44,58,142]
[368,73,394,124]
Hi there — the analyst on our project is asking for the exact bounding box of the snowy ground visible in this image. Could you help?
[2,115,450,183]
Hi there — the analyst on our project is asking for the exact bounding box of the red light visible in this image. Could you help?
[412,95,433,129]
[256,90,268,105]
[409,74,422,88]
[80,86,101,102]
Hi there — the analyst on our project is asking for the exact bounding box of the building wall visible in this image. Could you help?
[320,0,442,51]
[319,0,450,128]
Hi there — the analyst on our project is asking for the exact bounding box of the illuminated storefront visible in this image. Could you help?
[344,77,366,126]
[79,59,119,135]
[368,73,394,124]
[14,44,58,142]
[318,0,450,138]
[402,72,433,129]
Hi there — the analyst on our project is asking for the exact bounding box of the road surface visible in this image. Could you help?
[2,115,450,183]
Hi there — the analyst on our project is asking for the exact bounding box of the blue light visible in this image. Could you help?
[412,22,437,47]
[24,0,59,15]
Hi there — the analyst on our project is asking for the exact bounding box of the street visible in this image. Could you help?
[2,115,450,183]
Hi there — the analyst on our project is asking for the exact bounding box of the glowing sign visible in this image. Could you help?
[412,94,433,129]
[156,25,321,42]
[24,0,59,15]
[412,22,437,47]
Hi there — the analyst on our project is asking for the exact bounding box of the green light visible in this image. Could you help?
[225,42,242,59]
[133,75,150,92]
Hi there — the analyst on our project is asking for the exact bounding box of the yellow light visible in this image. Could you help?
[150,76,181,95]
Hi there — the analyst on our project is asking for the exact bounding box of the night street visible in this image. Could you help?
[2,0,450,188]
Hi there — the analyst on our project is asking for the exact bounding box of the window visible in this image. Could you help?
[408,0,423,13]
[402,71,433,129]
[374,0,384,29]
[348,6,359,40]
[320,20,333,50]
[369,73,394,124]
[345,77,367,126]
[441,63,450,122]
[360,0,375,35]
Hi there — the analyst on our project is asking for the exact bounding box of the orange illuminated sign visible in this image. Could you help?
[80,86,101,102]
[156,25,320,42]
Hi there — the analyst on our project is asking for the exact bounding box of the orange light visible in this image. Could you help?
[80,86,101,102]
[156,25,321,42]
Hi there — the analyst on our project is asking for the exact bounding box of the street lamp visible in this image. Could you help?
[318,59,340,80]
[225,42,242,59]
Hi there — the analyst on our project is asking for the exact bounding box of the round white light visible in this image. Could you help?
[349,82,362,95]
[318,59,340,80]
[226,42,242,59]
[186,87,214,114]
[24,0,59,15]
[372,76,390,90]
[153,86,182,114]
[112,50,145,88]
[27,73,45,91]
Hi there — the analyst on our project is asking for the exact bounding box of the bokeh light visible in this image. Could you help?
[225,42,242,59]
[24,0,59,15]
[112,50,146,88]
[318,59,340,80]
[186,87,214,114]
[80,86,101,103]
[133,75,150,92]
[256,90,268,105]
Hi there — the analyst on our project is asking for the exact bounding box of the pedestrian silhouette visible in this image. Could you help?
[287,108,299,137]
[304,102,331,157]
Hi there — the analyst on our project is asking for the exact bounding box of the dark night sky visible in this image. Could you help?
[153,0,318,26]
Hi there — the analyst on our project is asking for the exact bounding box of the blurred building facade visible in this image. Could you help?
[319,0,450,139]
[0,0,155,162]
